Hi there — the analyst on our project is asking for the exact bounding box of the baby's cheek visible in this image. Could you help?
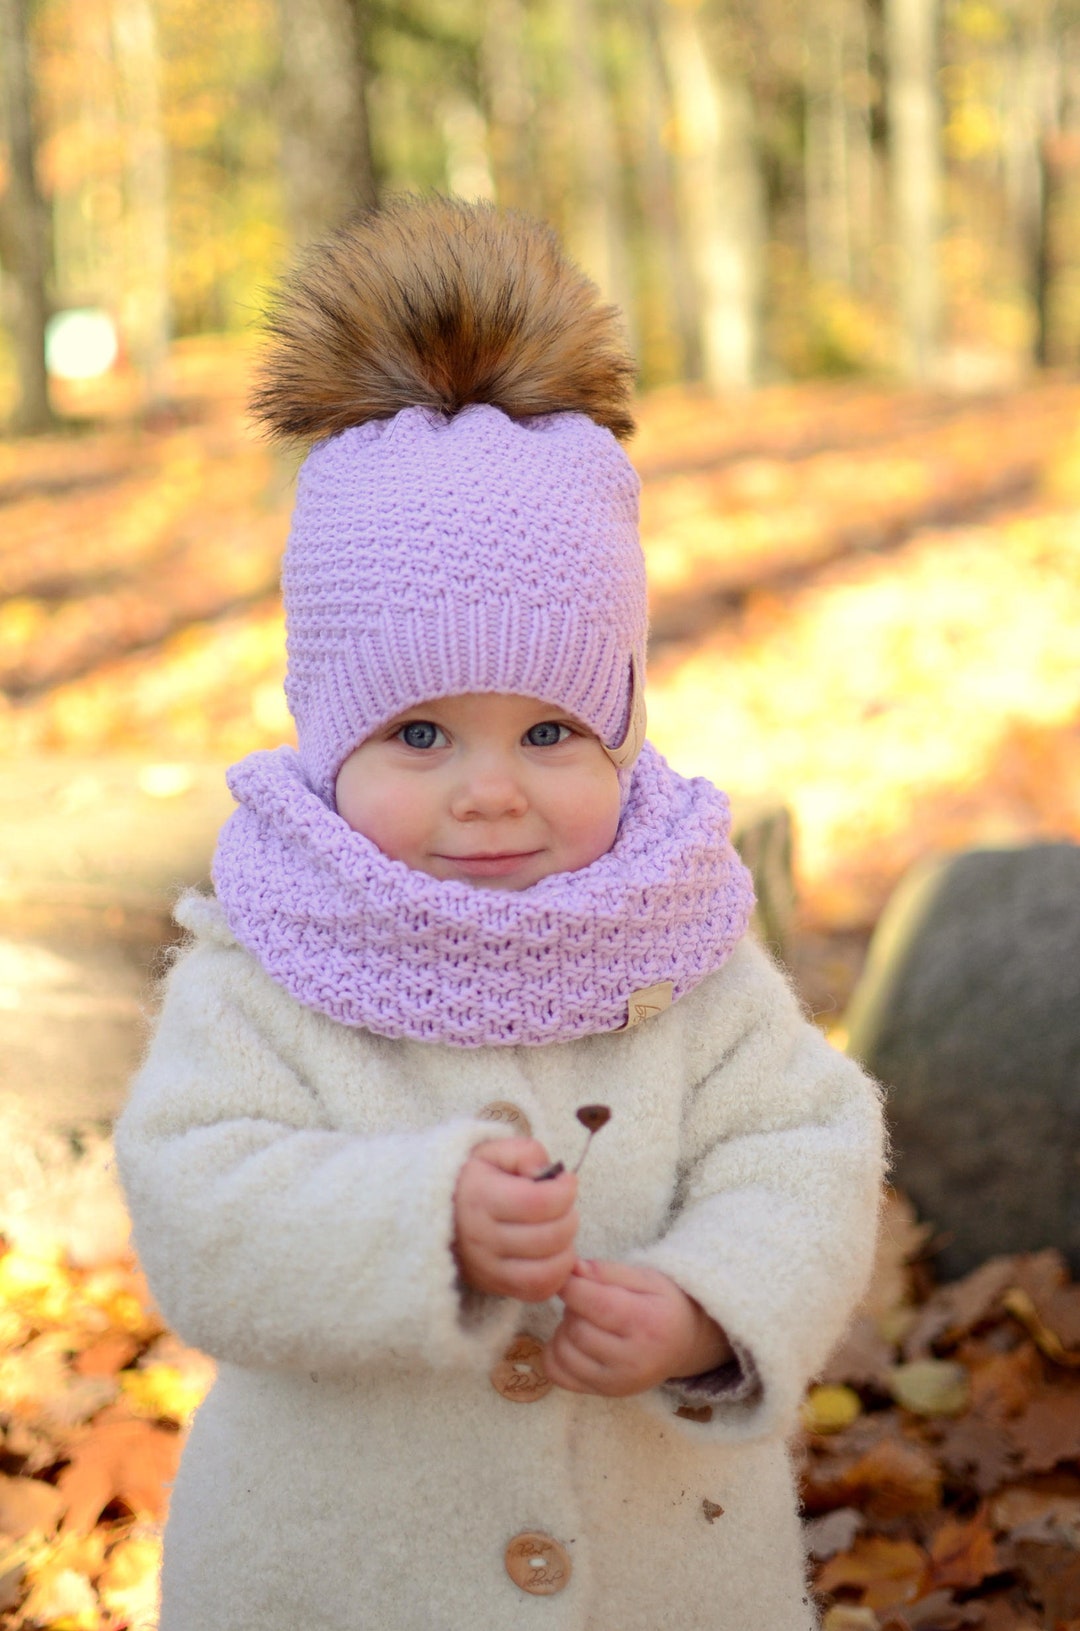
[579,818,619,868]
[338,776,432,865]
[557,777,621,865]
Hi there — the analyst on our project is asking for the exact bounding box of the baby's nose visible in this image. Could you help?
[449,769,529,820]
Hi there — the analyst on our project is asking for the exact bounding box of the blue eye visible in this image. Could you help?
[526,722,571,747]
[399,721,444,750]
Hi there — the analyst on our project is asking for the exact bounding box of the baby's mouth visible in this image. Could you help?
[438,850,542,878]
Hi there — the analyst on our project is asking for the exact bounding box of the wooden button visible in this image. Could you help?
[477,1100,532,1137]
[504,1532,572,1595]
[490,1334,552,1403]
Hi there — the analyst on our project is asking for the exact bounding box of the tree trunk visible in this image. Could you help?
[481,0,533,211]
[848,0,880,300]
[273,0,377,248]
[885,0,942,381]
[1032,136,1056,366]
[0,0,54,433]
[110,0,170,406]
[655,0,764,389]
[805,0,852,288]
[1003,0,1060,367]
[635,0,702,380]
[53,6,124,326]
[563,0,636,350]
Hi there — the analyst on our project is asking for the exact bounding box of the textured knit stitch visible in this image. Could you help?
[212,740,755,1047]
[282,402,646,803]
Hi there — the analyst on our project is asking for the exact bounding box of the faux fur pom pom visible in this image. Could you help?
[250,196,636,444]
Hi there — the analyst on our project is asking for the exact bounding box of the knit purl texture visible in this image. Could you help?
[212,741,755,1047]
[282,403,646,803]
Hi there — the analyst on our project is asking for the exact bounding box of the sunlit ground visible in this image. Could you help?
[2,344,1080,1628]
[649,502,1080,928]
[2,338,1079,932]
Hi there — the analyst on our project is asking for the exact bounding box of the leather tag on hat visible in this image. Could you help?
[603,651,647,769]
[615,980,674,1031]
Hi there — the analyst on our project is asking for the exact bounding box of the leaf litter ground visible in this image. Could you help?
[800,1192,1080,1630]
[1,1192,1079,1628]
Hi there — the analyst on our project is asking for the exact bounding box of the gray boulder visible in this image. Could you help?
[845,843,1080,1279]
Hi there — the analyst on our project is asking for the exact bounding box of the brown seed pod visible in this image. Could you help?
[576,1105,611,1134]
[572,1104,611,1173]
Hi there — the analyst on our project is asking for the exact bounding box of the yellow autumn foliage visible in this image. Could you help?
[121,1362,211,1424]
[801,1383,863,1434]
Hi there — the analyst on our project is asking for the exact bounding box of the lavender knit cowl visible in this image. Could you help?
[212,740,755,1048]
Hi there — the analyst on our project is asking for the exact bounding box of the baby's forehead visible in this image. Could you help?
[388,693,591,728]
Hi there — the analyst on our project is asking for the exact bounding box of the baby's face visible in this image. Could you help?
[335,693,622,890]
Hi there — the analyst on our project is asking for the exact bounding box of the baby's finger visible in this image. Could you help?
[474,1138,554,1178]
[496,1246,578,1303]
[573,1257,667,1294]
[553,1311,626,1368]
[487,1168,578,1226]
[541,1353,591,1393]
[543,1333,602,1394]
[558,1269,637,1334]
[491,1213,579,1261]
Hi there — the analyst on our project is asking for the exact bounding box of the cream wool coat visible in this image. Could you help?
[115,892,885,1631]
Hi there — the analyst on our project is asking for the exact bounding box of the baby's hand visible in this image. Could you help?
[543,1259,732,1397]
[453,1139,578,1302]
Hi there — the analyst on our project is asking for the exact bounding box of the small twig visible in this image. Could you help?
[534,1105,611,1182]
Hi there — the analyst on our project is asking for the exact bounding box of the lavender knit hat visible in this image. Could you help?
[251,197,647,806]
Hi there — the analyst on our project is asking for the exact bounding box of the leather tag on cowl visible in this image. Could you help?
[615,980,674,1031]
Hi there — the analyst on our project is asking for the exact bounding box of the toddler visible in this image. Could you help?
[116,197,885,1631]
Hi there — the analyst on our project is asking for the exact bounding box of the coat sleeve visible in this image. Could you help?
[629,938,886,1444]
[113,929,521,1377]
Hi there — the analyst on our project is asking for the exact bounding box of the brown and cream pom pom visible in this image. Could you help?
[250,195,636,445]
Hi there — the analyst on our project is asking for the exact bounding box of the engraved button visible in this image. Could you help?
[490,1334,552,1403]
[477,1100,532,1137]
[504,1532,572,1596]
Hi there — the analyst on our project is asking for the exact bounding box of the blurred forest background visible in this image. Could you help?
[6,0,1080,406]
[1,0,1080,941]
[3,10,1080,1628]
